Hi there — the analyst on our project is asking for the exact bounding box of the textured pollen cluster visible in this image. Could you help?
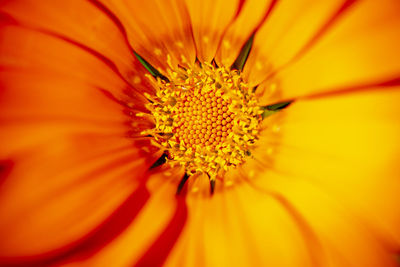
[173,89,234,149]
[144,63,262,180]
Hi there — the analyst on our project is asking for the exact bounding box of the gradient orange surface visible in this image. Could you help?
[0,0,399,266]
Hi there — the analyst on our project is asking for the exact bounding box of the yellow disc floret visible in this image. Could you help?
[143,62,262,180]
[173,89,233,149]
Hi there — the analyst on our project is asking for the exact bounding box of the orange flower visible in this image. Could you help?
[0,0,400,266]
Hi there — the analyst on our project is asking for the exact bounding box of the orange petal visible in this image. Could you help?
[164,178,313,266]
[251,0,400,102]
[253,88,400,254]
[99,0,196,71]
[0,0,150,89]
[185,0,240,63]
[0,138,148,258]
[66,168,186,267]
[0,24,140,150]
[0,24,156,259]
[0,24,150,108]
[215,0,276,68]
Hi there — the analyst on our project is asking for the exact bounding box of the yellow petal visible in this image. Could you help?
[244,0,348,85]
[252,179,398,267]
[254,88,400,253]
[252,0,400,102]
[165,178,313,266]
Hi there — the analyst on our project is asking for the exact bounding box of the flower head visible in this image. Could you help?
[146,62,262,183]
[0,0,400,266]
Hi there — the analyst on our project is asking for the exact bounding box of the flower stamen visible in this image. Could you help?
[145,62,262,181]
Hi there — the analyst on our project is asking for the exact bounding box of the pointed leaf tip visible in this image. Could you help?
[231,34,254,72]
[134,51,168,81]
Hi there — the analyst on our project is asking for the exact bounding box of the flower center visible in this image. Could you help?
[144,63,262,180]
[173,88,233,149]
